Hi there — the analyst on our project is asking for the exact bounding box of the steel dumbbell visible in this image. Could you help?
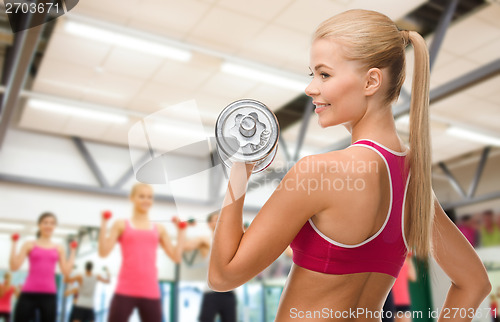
[215,99,279,173]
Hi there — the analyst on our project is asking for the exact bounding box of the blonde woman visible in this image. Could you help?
[99,183,186,322]
[209,9,490,322]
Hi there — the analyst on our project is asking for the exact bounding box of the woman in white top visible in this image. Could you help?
[65,261,110,322]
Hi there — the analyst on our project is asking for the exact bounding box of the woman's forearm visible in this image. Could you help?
[174,229,186,263]
[98,222,110,257]
[210,163,251,283]
[64,251,76,276]
[9,243,20,271]
[438,282,491,322]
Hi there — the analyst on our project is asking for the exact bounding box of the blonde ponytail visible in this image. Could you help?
[405,30,433,259]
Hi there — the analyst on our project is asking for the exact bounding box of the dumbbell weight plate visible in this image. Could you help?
[215,99,279,173]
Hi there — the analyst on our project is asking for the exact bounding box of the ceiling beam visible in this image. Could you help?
[293,99,314,162]
[438,161,467,198]
[112,151,151,188]
[467,146,490,199]
[394,57,500,118]
[278,136,292,163]
[0,16,46,149]
[0,172,263,213]
[441,190,500,209]
[72,137,109,188]
[428,0,459,71]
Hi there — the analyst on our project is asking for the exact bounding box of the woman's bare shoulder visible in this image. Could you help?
[302,148,383,178]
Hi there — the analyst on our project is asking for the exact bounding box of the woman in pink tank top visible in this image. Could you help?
[392,254,416,321]
[98,183,186,322]
[207,9,491,322]
[0,272,20,322]
[9,212,76,322]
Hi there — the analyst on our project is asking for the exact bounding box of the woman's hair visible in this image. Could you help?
[36,212,57,238]
[314,9,433,259]
[206,211,219,223]
[130,183,153,197]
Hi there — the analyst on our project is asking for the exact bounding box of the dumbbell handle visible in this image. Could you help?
[239,116,257,137]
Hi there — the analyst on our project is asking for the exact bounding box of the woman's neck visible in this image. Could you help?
[38,236,51,243]
[348,103,399,144]
[132,210,149,221]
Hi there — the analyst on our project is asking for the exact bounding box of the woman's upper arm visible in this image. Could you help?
[97,275,110,283]
[184,236,209,252]
[103,220,123,253]
[158,225,174,252]
[223,156,328,282]
[432,195,489,290]
[57,245,70,274]
[57,245,68,263]
[110,220,124,241]
[13,242,32,270]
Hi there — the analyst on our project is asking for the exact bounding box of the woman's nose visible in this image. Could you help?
[305,80,319,97]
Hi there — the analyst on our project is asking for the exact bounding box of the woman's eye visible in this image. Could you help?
[308,72,314,78]
[320,73,330,79]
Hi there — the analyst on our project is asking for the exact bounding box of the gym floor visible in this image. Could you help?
[0,1,500,322]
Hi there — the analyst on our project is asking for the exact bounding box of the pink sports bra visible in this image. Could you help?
[290,139,410,278]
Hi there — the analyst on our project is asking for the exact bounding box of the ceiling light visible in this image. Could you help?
[0,223,25,231]
[40,79,123,99]
[29,99,129,124]
[446,126,500,146]
[64,21,192,62]
[221,62,308,92]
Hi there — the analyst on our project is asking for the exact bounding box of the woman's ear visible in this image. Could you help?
[364,68,383,97]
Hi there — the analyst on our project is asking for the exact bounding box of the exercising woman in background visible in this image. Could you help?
[209,9,490,322]
[393,254,417,322]
[10,212,76,322]
[184,212,237,322]
[65,261,110,322]
[99,183,186,322]
[0,272,20,322]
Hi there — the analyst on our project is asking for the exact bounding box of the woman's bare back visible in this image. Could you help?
[275,146,400,321]
[276,265,394,321]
